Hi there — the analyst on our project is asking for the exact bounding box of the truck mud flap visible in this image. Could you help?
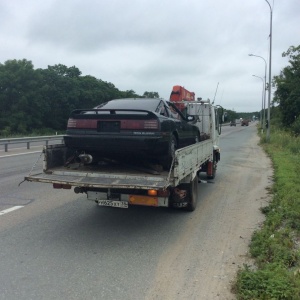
[170,187,189,208]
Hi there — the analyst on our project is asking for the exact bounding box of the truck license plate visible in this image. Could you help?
[98,200,128,208]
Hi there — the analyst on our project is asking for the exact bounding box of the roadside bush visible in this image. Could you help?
[234,123,300,298]
[291,117,300,136]
[235,264,300,299]
[0,126,12,137]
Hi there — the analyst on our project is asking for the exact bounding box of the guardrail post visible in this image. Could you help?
[27,142,30,149]
[46,140,49,146]
[5,144,8,152]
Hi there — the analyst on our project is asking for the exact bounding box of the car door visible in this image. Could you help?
[166,102,197,147]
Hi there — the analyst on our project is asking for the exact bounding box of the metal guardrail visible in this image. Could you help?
[0,135,64,152]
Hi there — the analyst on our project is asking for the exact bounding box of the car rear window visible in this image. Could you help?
[96,99,160,111]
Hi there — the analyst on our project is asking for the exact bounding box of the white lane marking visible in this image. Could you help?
[0,151,42,158]
[0,206,24,216]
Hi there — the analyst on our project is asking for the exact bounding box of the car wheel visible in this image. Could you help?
[162,134,177,170]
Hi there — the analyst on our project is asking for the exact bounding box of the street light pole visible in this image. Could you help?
[248,54,267,131]
[252,75,265,130]
[265,0,273,142]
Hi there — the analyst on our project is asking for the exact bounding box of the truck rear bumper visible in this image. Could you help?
[87,191,169,207]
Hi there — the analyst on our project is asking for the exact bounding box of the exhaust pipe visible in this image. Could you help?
[78,154,93,164]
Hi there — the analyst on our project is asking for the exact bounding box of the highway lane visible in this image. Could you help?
[0,121,271,299]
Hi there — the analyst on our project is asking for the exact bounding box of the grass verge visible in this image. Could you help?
[234,125,300,299]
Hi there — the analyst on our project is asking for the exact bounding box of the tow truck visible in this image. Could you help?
[24,99,222,212]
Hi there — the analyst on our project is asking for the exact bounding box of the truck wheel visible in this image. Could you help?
[162,134,177,170]
[184,177,198,212]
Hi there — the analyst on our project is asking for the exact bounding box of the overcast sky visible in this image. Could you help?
[1,0,299,112]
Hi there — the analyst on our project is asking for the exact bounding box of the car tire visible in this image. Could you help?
[162,134,177,170]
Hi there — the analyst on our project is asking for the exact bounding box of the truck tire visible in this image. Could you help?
[184,176,198,212]
[162,134,177,170]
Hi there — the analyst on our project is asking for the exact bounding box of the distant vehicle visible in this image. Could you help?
[63,98,201,169]
[230,120,236,126]
[241,119,249,126]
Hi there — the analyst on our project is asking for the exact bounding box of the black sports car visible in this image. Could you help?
[64,98,200,169]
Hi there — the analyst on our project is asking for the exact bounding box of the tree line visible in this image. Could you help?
[0,59,158,136]
[1,45,299,137]
[273,45,300,134]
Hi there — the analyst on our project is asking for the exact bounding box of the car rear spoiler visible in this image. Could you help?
[69,109,158,118]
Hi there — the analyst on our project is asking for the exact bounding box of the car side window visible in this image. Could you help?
[167,102,184,120]
[157,101,169,117]
[168,106,180,120]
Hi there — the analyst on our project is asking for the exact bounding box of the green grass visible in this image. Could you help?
[234,125,300,299]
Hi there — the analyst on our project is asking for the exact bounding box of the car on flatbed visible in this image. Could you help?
[64,98,201,169]
[25,99,221,212]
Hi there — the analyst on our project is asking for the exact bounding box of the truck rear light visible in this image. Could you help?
[157,189,170,197]
[148,189,170,197]
[62,184,72,189]
[148,189,157,196]
[120,120,159,130]
[148,190,170,197]
[53,183,71,189]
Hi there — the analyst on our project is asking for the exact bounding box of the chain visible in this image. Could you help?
[19,150,44,186]
[165,157,175,189]
[28,150,44,176]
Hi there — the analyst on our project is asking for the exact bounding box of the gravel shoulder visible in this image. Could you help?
[145,126,273,300]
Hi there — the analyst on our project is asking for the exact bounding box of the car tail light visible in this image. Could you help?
[67,118,77,128]
[67,119,97,129]
[120,120,159,130]
[67,118,158,130]
[144,120,159,129]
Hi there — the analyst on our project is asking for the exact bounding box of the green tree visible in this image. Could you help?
[224,109,239,122]
[121,89,140,98]
[273,45,300,131]
[0,59,144,136]
[143,91,160,98]
[38,64,81,130]
[0,59,43,134]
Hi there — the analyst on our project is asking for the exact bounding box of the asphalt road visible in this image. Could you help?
[0,122,272,300]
